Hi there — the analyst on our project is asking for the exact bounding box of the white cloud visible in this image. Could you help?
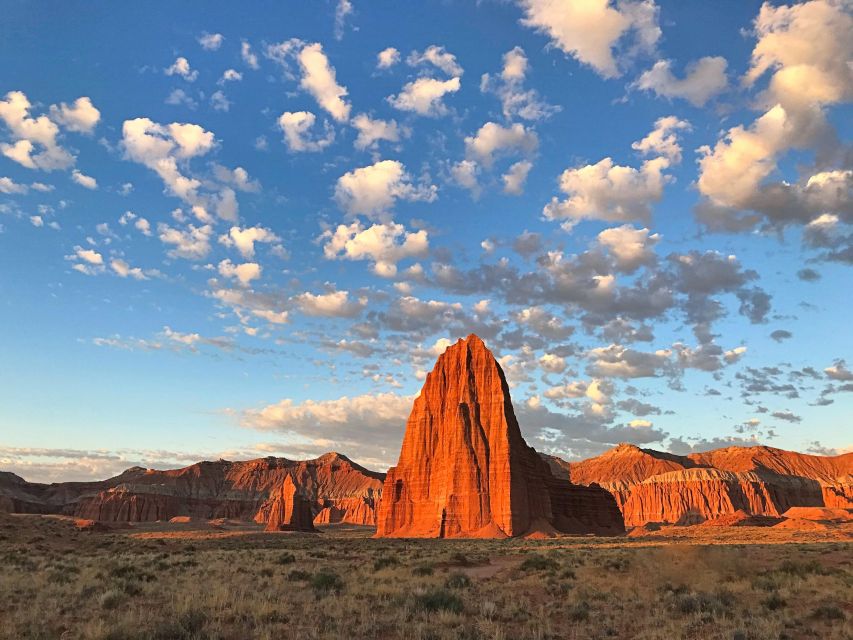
[635,57,728,106]
[0,176,28,194]
[220,69,242,83]
[165,89,198,109]
[518,0,660,78]
[219,225,280,258]
[71,169,97,189]
[210,91,230,112]
[110,258,147,280]
[481,47,561,121]
[540,353,567,373]
[321,220,429,277]
[48,97,100,134]
[351,113,407,150]
[297,43,351,122]
[293,289,365,317]
[825,359,853,381]
[74,247,103,265]
[377,47,400,69]
[587,343,672,378]
[596,224,660,272]
[157,222,213,260]
[218,258,262,285]
[544,156,670,226]
[451,160,480,197]
[278,111,335,152]
[241,41,259,69]
[165,56,198,82]
[544,117,684,226]
[465,121,538,167]
[407,45,464,76]
[0,91,75,170]
[334,159,437,219]
[388,76,461,116]
[198,32,224,51]
[631,115,690,163]
[502,160,533,195]
[334,0,354,40]
[242,392,413,468]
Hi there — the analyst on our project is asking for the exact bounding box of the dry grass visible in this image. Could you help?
[0,514,851,640]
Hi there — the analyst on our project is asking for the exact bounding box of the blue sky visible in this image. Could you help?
[1,0,851,481]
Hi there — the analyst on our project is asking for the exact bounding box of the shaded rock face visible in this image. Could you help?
[375,334,624,538]
[264,476,316,532]
[2,454,383,526]
[565,444,853,526]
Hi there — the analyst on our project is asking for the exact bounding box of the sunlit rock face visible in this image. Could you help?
[375,334,624,538]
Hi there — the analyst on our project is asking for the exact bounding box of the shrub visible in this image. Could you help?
[275,552,296,565]
[414,588,463,613]
[413,562,434,576]
[520,554,558,572]
[311,571,344,595]
[374,556,399,571]
[287,569,311,581]
[762,593,786,611]
[811,605,845,621]
[567,601,590,622]
[445,572,471,589]
[98,588,125,610]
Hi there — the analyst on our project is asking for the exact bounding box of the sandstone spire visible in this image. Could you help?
[264,475,317,532]
[375,334,624,538]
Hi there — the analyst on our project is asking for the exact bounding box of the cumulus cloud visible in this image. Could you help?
[388,76,461,116]
[0,176,29,194]
[293,289,366,317]
[480,46,561,121]
[110,258,147,280]
[406,45,464,76]
[218,259,261,286]
[0,91,79,170]
[334,0,354,40]
[502,160,533,195]
[48,97,101,134]
[278,111,335,152]
[219,225,280,259]
[377,47,400,69]
[157,222,213,260]
[544,117,685,227]
[351,113,408,150]
[241,41,259,69]
[518,0,660,78]
[71,169,97,189]
[635,57,728,106]
[697,0,853,234]
[297,43,351,122]
[165,56,198,81]
[242,392,413,469]
[465,121,538,168]
[321,220,428,277]
[198,32,224,51]
[451,160,481,197]
[825,359,853,381]
[334,159,436,219]
[595,224,660,272]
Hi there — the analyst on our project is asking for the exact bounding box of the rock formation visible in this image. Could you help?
[375,334,624,538]
[263,475,317,532]
[563,443,853,526]
[2,453,383,526]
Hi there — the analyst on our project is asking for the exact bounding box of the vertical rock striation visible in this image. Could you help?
[375,334,624,538]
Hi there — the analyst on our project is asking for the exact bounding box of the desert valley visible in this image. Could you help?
[2,336,851,639]
[3,1,852,638]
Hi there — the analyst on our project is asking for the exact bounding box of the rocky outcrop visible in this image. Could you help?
[264,476,317,532]
[375,334,624,538]
[564,443,853,526]
[2,454,383,526]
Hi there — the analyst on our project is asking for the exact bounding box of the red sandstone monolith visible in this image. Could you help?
[264,475,317,532]
[375,334,624,538]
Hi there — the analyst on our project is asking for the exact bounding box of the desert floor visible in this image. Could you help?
[1,514,851,640]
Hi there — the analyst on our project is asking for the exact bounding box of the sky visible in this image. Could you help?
[0,0,851,482]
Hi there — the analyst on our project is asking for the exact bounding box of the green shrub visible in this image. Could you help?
[414,588,463,613]
[445,572,471,589]
[373,556,399,571]
[311,571,344,595]
[520,554,558,572]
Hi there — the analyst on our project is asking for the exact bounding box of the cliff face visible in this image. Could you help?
[3,454,384,526]
[375,334,624,538]
[264,475,317,532]
[564,444,852,526]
